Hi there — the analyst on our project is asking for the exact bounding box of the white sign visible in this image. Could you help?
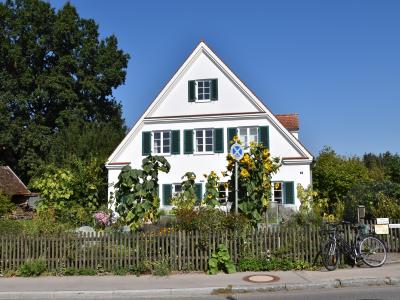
[375,224,389,235]
[376,218,389,225]
[230,143,244,161]
[389,224,400,229]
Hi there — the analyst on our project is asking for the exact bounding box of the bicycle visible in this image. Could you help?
[320,221,387,271]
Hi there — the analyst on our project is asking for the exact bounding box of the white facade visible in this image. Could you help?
[106,42,313,210]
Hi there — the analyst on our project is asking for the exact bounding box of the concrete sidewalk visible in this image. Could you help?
[0,261,399,299]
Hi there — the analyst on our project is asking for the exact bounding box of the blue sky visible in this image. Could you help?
[48,0,400,157]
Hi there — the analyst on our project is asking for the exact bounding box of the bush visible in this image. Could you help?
[19,211,73,236]
[0,191,15,218]
[113,267,128,276]
[238,255,313,272]
[152,260,171,276]
[344,180,400,222]
[0,219,23,235]
[77,268,97,276]
[17,258,47,277]
[0,212,73,236]
[174,207,249,232]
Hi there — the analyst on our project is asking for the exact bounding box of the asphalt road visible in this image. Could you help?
[113,286,400,300]
[19,286,400,300]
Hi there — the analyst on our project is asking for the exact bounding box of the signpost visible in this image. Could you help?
[230,143,244,214]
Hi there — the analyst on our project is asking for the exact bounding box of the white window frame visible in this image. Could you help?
[238,127,258,148]
[218,183,230,203]
[195,129,214,153]
[272,181,284,203]
[153,131,171,155]
[195,79,212,102]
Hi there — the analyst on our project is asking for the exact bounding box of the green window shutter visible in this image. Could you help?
[188,80,196,102]
[184,130,194,154]
[162,184,172,206]
[195,183,202,205]
[214,128,224,153]
[258,126,270,149]
[142,131,151,156]
[284,181,295,205]
[227,127,237,152]
[171,130,180,155]
[211,79,218,101]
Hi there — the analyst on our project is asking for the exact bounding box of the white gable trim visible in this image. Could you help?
[106,41,313,165]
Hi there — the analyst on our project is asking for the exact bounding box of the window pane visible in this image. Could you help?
[205,137,213,145]
[154,132,161,139]
[196,137,203,147]
[198,94,204,100]
[205,130,212,137]
[206,144,213,152]
[174,184,182,193]
[154,141,161,153]
[218,183,226,200]
[204,81,210,87]
[163,132,170,153]
[249,127,258,143]
[198,81,203,87]
[197,144,203,152]
[196,130,203,138]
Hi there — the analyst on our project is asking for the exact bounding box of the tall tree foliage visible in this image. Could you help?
[0,0,129,182]
[312,147,370,213]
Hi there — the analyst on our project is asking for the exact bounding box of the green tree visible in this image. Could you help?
[0,0,129,182]
[363,152,400,184]
[30,156,107,225]
[344,180,400,221]
[312,147,370,214]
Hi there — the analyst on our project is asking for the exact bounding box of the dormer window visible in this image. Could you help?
[188,79,218,102]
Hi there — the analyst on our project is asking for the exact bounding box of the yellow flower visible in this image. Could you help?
[240,169,250,178]
[262,149,270,159]
[249,141,256,148]
[233,135,239,142]
[207,194,212,199]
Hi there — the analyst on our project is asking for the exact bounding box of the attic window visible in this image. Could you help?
[197,80,211,101]
[188,79,218,102]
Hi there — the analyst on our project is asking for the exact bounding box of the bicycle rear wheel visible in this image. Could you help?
[322,240,339,271]
[359,236,387,267]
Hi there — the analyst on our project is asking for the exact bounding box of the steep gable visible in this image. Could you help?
[147,48,263,118]
[107,41,313,164]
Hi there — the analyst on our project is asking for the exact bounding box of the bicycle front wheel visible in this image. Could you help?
[359,236,387,267]
[322,240,339,271]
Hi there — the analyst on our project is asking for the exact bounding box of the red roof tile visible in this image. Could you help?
[275,114,299,131]
[0,166,31,196]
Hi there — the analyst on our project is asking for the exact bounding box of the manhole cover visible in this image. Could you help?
[243,274,280,283]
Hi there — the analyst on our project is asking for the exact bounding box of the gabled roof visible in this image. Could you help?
[107,41,313,164]
[275,114,299,131]
[0,166,31,196]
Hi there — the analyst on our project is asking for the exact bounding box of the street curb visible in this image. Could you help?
[0,277,399,299]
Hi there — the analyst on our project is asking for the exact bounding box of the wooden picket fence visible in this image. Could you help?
[1,221,399,272]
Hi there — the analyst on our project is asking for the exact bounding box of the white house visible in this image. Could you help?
[106,41,313,210]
